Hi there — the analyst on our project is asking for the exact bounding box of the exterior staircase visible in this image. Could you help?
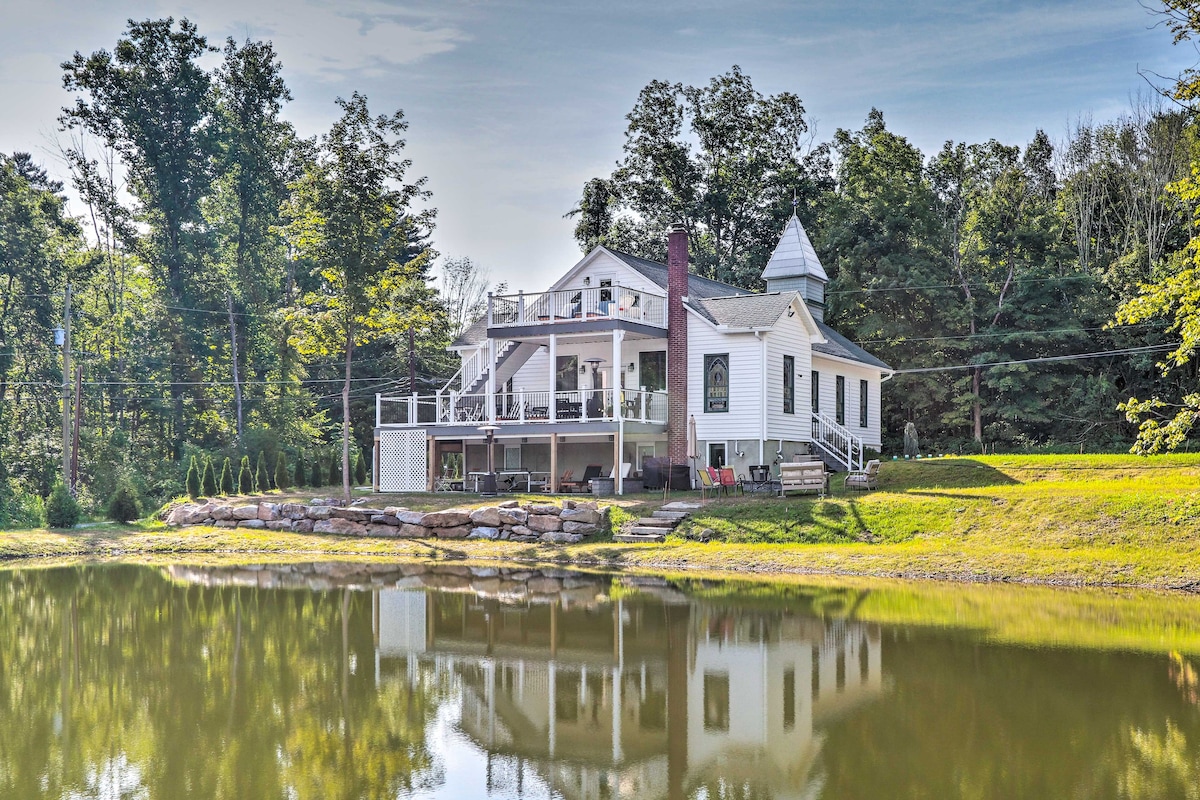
[810,412,864,472]
[462,340,542,396]
[614,502,698,543]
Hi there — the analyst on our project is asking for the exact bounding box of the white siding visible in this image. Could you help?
[687,315,764,445]
[811,355,883,448]
[764,309,814,443]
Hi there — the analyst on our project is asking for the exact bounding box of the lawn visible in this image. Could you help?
[3,453,1200,589]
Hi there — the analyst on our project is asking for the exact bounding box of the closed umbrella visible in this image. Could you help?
[687,414,699,489]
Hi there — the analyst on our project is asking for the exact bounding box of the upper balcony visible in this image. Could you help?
[487,284,667,334]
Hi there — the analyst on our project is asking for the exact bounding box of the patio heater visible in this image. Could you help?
[478,424,500,495]
[584,357,604,417]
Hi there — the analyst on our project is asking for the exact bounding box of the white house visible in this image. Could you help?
[374,216,892,493]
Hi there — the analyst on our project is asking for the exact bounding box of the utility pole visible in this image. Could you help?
[60,283,72,493]
[71,364,82,493]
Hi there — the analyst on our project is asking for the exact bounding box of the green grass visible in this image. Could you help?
[3,455,1200,590]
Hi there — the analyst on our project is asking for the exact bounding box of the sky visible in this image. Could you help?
[0,0,1195,292]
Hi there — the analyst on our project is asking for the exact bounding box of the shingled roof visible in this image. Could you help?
[690,292,796,328]
[814,322,892,371]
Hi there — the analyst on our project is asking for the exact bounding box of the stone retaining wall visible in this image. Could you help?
[164,498,610,544]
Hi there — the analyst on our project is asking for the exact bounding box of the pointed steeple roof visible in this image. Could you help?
[761,214,827,283]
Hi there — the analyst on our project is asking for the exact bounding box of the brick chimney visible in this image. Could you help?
[667,223,689,467]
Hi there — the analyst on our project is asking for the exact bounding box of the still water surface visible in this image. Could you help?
[2,562,1200,799]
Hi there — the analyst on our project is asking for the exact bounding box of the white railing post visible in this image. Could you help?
[376,394,382,427]
[517,291,525,324]
[486,291,494,328]
[409,393,417,425]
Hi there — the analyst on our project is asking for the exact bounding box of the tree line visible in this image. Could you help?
[568,55,1200,455]
[0,18,461,522]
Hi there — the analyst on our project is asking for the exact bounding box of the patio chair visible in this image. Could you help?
[697,467,721,500]
[555,469,574,492]
[718,466,743,496]
[577,464,604,492]
[844,459,882,491]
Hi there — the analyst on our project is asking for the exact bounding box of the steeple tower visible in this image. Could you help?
[761,214,828,321]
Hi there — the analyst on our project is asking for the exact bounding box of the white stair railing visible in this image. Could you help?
[811,412,864,472]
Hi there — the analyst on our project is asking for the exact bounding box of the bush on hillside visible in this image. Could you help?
[219,457,234,495]
[106,482,142,523]
[255,451,271,492]
[185,455,201,499]
[294,452,307,488]
[44,483,80,529]
[355,446,368,486]
[201,457,217,497]
[274,452,289,492]
[237,456,254,494]
[309,454,324,487]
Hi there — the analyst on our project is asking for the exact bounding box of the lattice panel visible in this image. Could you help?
[379,429,428,492]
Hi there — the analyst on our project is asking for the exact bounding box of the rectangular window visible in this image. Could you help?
[703,672,730,732]
[811,371,820,414]
[836,376,846,426]
[503,445,521,470]
[639,350,666,391]
[555,355,577,392]
[709,442,725,469]
[859,379,869,428]
[783,356,795,414]
[704,354,729,413]
[783,668,796,730]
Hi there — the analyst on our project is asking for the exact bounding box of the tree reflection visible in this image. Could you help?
[0,565,440,800]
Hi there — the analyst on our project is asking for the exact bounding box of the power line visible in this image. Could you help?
[892,343,1178,374]
[853,322,1157,345]
[826,274,1092,296]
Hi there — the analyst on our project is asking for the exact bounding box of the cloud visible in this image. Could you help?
[177,0,469,81]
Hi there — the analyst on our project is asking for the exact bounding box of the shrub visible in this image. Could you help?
[237,455,254,494]
[185,456,201,499]
[329,452,342,487]
[44,483,80,529]
[904,422,920,458]
[294,452,307,488]
[274,452,289,492]
[219,457,234,495]
[201,457,217,497]
[255,451,271,493]
[355,446,368,486]
[309,454,324,487]
[106,482,142,523]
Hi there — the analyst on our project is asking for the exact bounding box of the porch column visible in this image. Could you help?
[373,436,380,492]
[427,436,436,492]
[550,433,559,493]
[486,338,497,422]
[612,328,624,422]
[616,422,624,495]
[548,334,558,423]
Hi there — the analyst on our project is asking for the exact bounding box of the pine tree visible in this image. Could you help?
[45,483,80,528]
[237,455,254,494]
[328,452,341,487]
[185,455,201,499]
[309,454,324,487]
[355,446,368,485]
[274,452,289,491]
[107,482,142,523]
[255,451,270,493]
[219,457,234,495]
[201,457,217,497]
[293,452,307,488]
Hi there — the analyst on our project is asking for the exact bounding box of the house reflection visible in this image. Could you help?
[373,584,883,800]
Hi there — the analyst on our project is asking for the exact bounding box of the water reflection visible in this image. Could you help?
[1,562,1199,799]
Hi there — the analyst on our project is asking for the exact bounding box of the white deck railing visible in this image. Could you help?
[811,411,864,472]
[488,285,667,329]
[377,388,669,427]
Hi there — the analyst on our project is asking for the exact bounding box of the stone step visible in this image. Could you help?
[634,517,677,528]
[614,532,666,543]
[651,510,690,520]
[628,526,675,536]
[661,501,701,511]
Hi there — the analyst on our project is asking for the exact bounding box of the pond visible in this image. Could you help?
[2,561,1200,799]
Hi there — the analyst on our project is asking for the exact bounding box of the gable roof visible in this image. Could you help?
[606,249,748,302]
[692,292,800,329]
[814,322,892,371]
[761,214,828,283]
